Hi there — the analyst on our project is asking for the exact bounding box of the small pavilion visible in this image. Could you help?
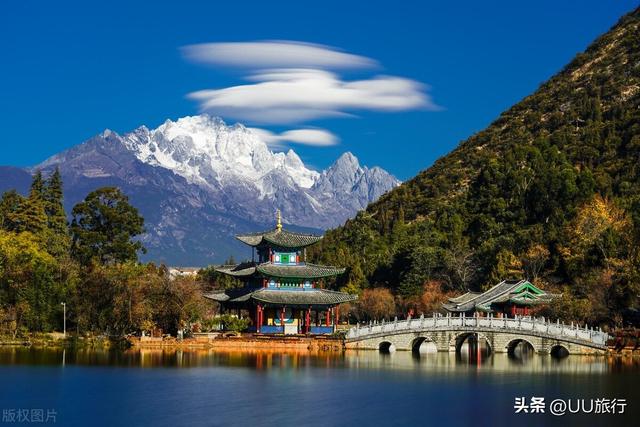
[442,279,558,317]
[205,212,356,334]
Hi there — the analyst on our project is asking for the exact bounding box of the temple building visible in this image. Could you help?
[442,279,558,317]
[205,212,356,334]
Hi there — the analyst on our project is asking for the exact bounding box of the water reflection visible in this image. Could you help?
[456,335,492,365]
[0,346,637,375]
[507,340,536,364]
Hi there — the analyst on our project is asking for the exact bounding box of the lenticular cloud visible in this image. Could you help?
[183,41,437,126]
[182,40,378,70]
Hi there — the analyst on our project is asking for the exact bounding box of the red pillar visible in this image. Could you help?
[305,308,311,334]
[325,308,331,327]
[256,305,260,333]
[335,305,340,326]
[259,305,265,333]
[280,307,285,333]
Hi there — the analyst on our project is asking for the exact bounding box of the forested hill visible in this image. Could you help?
[311,7,640,325]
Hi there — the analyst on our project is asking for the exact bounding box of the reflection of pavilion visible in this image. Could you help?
[443,279,558,317]
[205,212,356,334]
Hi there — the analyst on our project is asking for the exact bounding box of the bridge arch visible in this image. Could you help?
[379,341,396,354]
[344,315,608,355]
[506,338,536,356]
[550,344,570,358]
[452,332,492,355]
[411,337,437,354]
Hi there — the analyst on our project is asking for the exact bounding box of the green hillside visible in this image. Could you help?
[311,7,640,326]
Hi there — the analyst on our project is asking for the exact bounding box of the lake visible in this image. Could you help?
[0,347,637,427]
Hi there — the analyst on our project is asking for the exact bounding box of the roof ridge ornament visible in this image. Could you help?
[276,209,282,232]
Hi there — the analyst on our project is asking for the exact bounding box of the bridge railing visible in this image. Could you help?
[346,313,609,346]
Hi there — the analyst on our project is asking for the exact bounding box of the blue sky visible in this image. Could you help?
[1,0,637,180]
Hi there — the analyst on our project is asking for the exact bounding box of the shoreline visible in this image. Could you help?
[128,335,345,352]
[3,335,638,356]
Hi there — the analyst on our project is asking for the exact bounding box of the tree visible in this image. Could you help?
[12,191,48,236]
[358,288,396,320]
[0,190,25,231]
[521,244,550,284]
[43,168,70,255]
[419,280,453,314]
[444,244,477,291]
[397,246,442,297]
[486,249,523,289]
[562,195,630,269]
[0,230,63,334]
[29,170,45,200]
[70,187,145,265]
[43,168,64,216]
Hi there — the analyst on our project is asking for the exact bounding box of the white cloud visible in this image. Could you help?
[188,69,435,124]
[182,40,440,144]
[182,40,377,70]
[249,127,339,149]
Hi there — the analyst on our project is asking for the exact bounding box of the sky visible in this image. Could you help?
[1,0,638,180]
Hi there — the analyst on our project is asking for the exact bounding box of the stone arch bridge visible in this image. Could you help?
[345,314,608,355]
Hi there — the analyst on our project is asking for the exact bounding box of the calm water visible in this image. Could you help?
[0,347,638,427]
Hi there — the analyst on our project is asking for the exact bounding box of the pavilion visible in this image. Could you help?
[205,212,356,334]
[442,279,558,317]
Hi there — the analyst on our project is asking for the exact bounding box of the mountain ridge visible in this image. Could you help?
[1,115,400,265]
[311,6,640,325]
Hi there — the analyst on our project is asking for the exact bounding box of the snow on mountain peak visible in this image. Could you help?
[29,114,401,262]
[120,114,319,193]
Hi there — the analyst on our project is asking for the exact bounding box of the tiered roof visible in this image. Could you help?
[236,228,322,249]
[204,288,356,307]
[442,279,558,313]
[212,212,352,308]
[216,262,345,279]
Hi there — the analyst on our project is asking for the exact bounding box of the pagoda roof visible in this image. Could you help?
[215,262,258,277]
[236,227,322,249]
[215,262,345,279]
[204,288,357,308]
[442,279,557,313]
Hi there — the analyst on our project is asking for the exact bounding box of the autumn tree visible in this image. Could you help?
[419,280,454,314]
[562,195,630,269]
[358,288,396,320]
[521,244,550,284]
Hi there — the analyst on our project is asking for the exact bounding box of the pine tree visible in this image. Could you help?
[43,168,70,255]
[0,190,25,231]
[13,192,48,235]
[30,170,45,200]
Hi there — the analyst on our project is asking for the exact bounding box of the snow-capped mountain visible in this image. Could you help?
[119,115,320,195]
[5,115,400,265]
